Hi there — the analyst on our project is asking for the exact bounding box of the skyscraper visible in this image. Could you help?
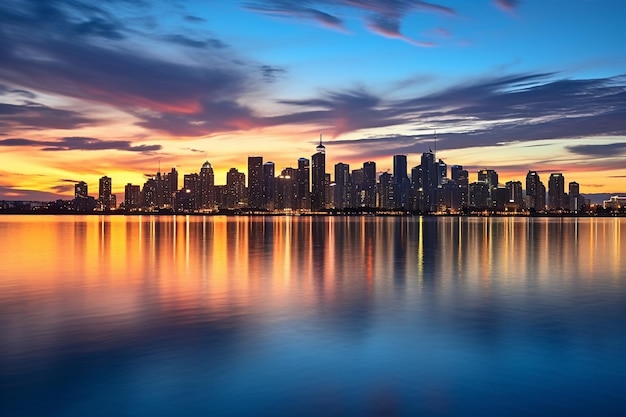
[334,162,350,209]
[200,161,215,210]
[248,156,264,209]
[420,151,437,212]
[263,161,275,210]
[226,168,245,209]
[363,161,376,208]
[297,157,310,210]
[393,155,410,208]
[525,170,545,212]
[311,134,326,211]
[569,181,581,213]
[98,176,112,210]
[124,183,141,211]
[549,173,566,211]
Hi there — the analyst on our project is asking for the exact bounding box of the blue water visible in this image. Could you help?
[1,216,625,416]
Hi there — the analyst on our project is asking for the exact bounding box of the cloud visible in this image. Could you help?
[0,136,161,152]
[494,0,520,13]
[184,15,207,23]
[567,142,626,157]
[0,0,277,131]
[244,0,455,43]
[0,102,95,130]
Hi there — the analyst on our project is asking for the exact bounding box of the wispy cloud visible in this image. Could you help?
[0,137,161,153]
[244,0,455,45]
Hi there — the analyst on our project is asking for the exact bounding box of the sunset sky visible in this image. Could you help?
[1,0,625,200]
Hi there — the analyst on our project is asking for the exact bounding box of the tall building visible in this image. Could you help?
[226,168,246,209]
[296,157,310,210]
[311,134,326,211]
[248,156,264,209]
[569,181,581,213]
[363,161,377,208]
[378,171,394,209]
[420,151,437,212]
[263,162,276,210]
[525,170,545,212]
[451,165,469,210]
[506,180,524,208]
[124,183,141,211]
[478,169,499,189]
[276,167,296,210]
[437,159,447,186]
[334,162,351,209]
[393,155,410,208]
[351,168,364,207]
[548,173,566,211]
[98,176,113,210]
[75,181,88,200]
[200,161,215,210]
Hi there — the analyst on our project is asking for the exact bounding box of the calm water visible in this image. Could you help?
[1,215,625,417]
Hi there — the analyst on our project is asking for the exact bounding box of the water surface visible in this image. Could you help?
[1,215,625,416]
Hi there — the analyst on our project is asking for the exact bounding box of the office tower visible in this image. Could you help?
[296,157,310,210]
[75,181,88,199]
[263,162,276,210]
[569,181,581,213]
[525,170,545,212]
[311,134,326,211]
[179,173,200,211]
[548,173,566,211]
[158,167,177,208]
[450,165,469,210]
[324,173,331,209]
[334,162,350,209]
[420,151,437,212]
[226,168,245,209]
[410,165,423,212]
[124,183,141,211]
[492,186,509,212]
[478,169,499,189]
[142,177,158,210]
[378,171,394,209]
[393,155,410,208]
[276,167,296,210]
[437,159,447,186]
[169,167,178,199]
[98,176,112,210]
[200,161,215,210]
[469,182,490,210]
[506,180,524,208]
[363,161,377,208]
[351,168,364,207]
[248,156,264,209]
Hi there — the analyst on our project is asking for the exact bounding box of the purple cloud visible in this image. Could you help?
[0,136,161,153]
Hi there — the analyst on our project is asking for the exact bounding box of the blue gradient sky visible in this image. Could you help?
[0,0,625,199]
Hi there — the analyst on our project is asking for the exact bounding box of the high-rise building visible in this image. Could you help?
[525,170,545,212]
[263,162,276,210]
[311,134,326,211]
[75,181,88,200]
[98,176,113,210]
[248,156,264,209]
[200,161,215,210]
[469,182,490,210]
[506,180,524,208]
[226,168,245,209]
[420,151,437,212]
[334,162,350,209]
[351,168,364,207]
[393,155,410,208]
[363,161,377,208]
[478,169,499,189]
[378,171,394,209]
[276,167,296,210]
[296,157,310,210]
[569,181,581,213]
[124,183,141,211]
[451,165,469,210]
[548,173,566,211]
[437,159,447,186]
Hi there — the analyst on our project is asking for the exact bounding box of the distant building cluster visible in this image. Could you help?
[3,135,626,215]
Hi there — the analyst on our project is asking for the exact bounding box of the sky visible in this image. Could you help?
[1,0,625,200]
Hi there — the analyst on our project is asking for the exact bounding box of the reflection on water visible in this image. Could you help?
[1,215,625,417]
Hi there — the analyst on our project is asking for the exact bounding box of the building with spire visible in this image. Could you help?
[311,133,326,211]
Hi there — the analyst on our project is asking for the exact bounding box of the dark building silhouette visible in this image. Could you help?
[226,168,245,209]
[420,151,437,212]
[363,161,377,208]
[263,161,276,210]
[334,162,351,209]
[525,170,545,212]
[297,157,310,210]
[248,156,264,209]
[98,176,113,210]
[548,173,566,211]
[393,155,410,209]
[200,161,215,211]
[378,171,394,209]
[311,134,326,211]
[124,183,141,211]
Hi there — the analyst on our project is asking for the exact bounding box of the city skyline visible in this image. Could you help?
[1,0,625,200]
